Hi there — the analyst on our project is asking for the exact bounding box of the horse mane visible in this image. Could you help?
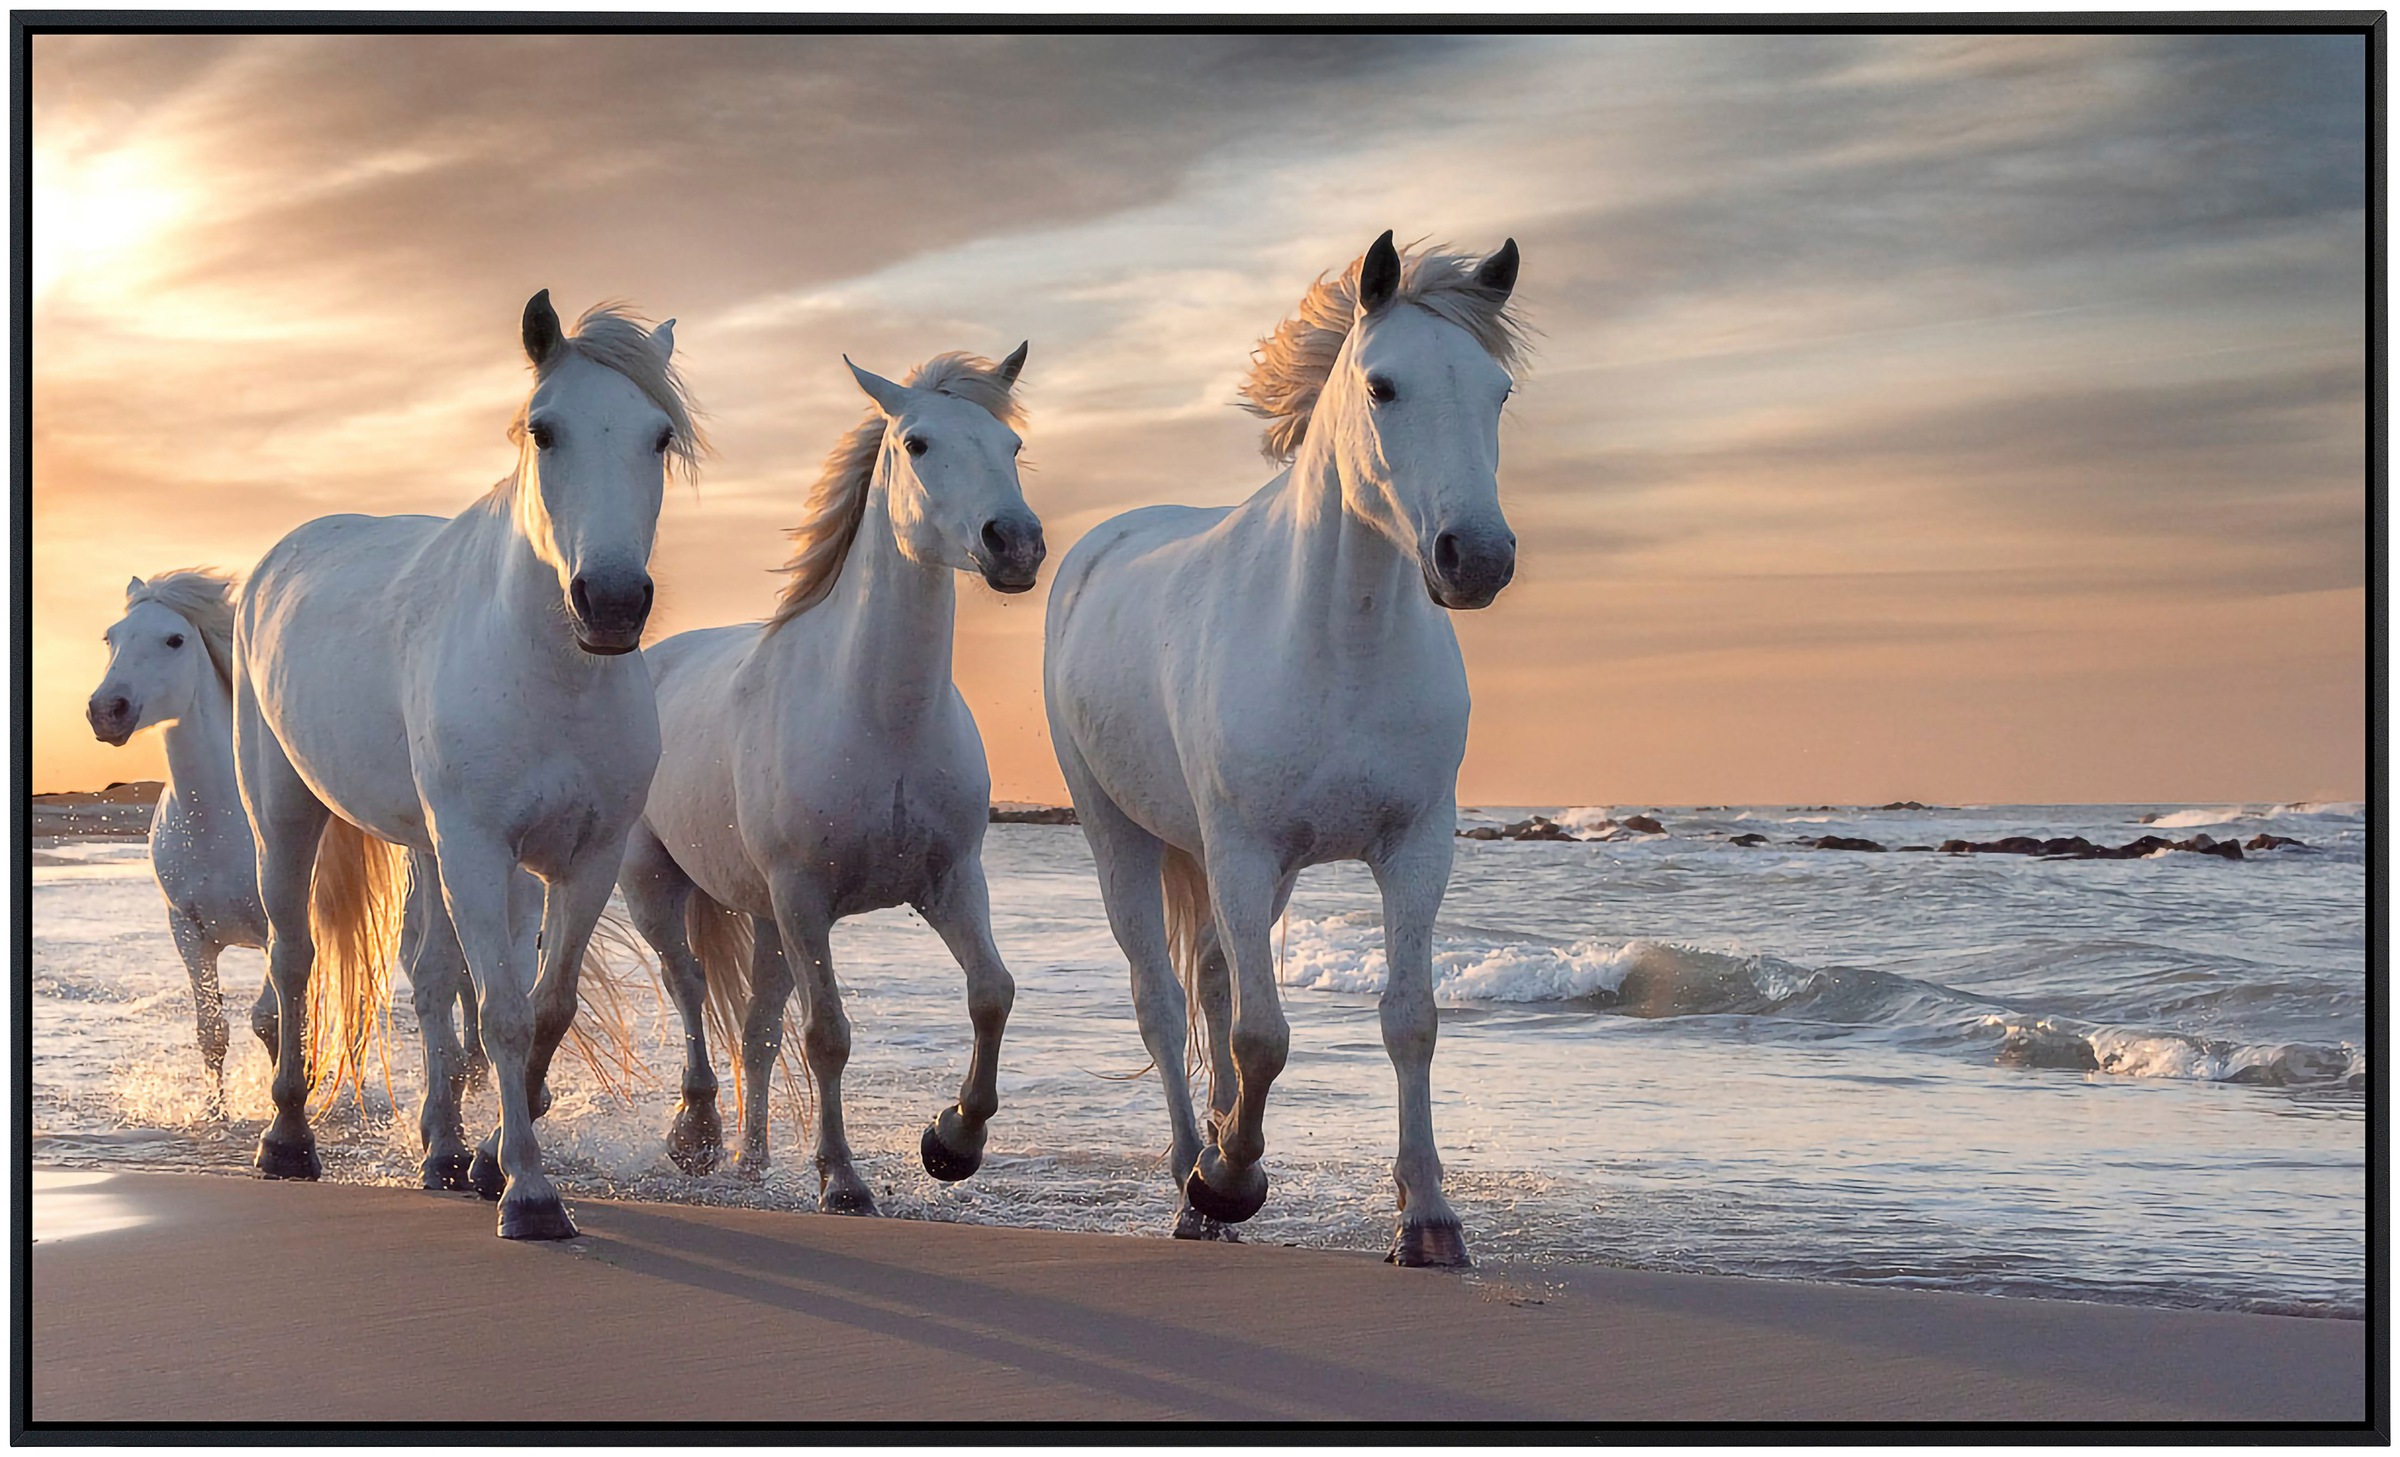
[1238,242,1529,462]
[126,568,238,689]
[507,302,708,483]
[764,351,1027,630]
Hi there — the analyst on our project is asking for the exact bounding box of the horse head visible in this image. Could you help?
[846,344,1043,594]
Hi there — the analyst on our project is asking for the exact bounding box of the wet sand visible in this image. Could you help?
[28,1168,2366,1426]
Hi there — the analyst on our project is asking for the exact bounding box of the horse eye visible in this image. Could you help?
[654,427,674,455]
[905,436,929,458]
[1366,375,1397,405]
[530,421,556,450]
[1012,441,1023,457]
[165,634,185,649]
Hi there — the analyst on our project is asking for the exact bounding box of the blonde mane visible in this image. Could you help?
[1239,242,1529,462]
[126,568,239,688]
[508,302,708,483]
[765,351,1028,629]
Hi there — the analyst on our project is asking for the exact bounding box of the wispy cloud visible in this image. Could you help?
[31,31,2365,802]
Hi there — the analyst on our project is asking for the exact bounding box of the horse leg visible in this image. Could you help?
[1373,820,1468,1267]
[767,887,871,1213]
[439,839,571,1239]
[1190,921,1237,1143]
[249,974,279,1065]
[620,825,722,1174]
[236,707,328,1181]
[166,910,231,1115]
[1184,841,1286,1225]
[1063,767,1219,1236]
[912,859,1015,1182]
[456,967,488,1090]
[520,850,620,1128]
[401,851,474,1191]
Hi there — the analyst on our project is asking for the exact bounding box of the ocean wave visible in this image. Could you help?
[1993,1018,2363,1088]
[1275,915,2363,1090]
[2142,801,2364,829]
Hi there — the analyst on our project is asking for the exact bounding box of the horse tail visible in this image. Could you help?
[683,889,815,1138]
[563,910,656,1103]
[1159,845,1219,1114]
[304,817,408,1114]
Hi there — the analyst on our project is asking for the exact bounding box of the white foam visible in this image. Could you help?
[1277,913,1685,1005]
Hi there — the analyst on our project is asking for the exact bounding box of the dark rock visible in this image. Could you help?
[1938,840,1973,854]
[989,804,1078,826]
[1899,845,1934,852]
[1996,1023,2099,1072]
[1804,835,1886,853]
[2174,836,2242,860]
[2244,833,2308,852]
[1876,800,1931,811]
[1502,816,1577,842]
[1460,826,1502,841]
[1622,814,1666,835]
[1728,833,1768,847]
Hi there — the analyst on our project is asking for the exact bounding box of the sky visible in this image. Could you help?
[30,31,2369,804]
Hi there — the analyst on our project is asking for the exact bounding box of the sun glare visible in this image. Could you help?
[33,142,192,303]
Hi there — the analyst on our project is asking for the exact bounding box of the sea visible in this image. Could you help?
[28,800,2368,1318]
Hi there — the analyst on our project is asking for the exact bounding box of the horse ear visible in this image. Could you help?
[126,575,144,598]
[1475,238,1520,299]
[845,356,912,418]
[997,340,1029,387]
[650,318,676,361]
[522,289,563,367]
[1357,230,1401,315]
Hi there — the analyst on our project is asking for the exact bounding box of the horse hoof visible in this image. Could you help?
[497,1194,579,1241]
[420,1151,475,1192]
[919,1116,984,1183]
[667,1137,722,1177]
[1182,1147,1267,1224]
[254,1134,321,1181]
[667,1097,724,1176]
[467,1147,507,1202]
[1387,1217,1472,1269]
[820,1181,879,1217]
[1172,1204,1243,1243]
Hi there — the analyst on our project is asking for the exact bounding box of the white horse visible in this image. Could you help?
[88,570,487,1117]
[234,293,698,1239]
[1044,232,1523,1266]
[619,345,1040,1212]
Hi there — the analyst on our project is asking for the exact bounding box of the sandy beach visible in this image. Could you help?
[28,1167,2366,1426]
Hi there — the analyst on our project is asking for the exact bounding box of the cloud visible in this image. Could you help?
[30,31,2367,801]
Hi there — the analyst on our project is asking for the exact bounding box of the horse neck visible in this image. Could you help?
[794,479,957,725]
[1271,429,1436,647]
[486,473,592,663]
[158,665,239,821]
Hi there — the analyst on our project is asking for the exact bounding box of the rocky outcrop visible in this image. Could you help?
[989,804,1078,826]
[1728,833,1768,847]
[1929,831,2301,861]
[1621,814,1666,835]
[1801,835,1886,852]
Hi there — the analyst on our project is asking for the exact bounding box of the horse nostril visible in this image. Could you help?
[570,575,593,622]
[982,521,1009,559]
[639,580,655,616]
[1435,533,1462,578]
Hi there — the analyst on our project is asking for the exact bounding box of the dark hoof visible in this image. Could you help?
[667,1096,724,1176]
[820,1181,879,1217]
[1387,1217,1472,1268]
[1173,1204,1244,1242]
[255,1133,321,1181]
[1182,1146,1267,1224]
[497,1194,579,1241]
[920,1114,985,1183]
[467,1147,507,1202]
[420,1150,474,1192]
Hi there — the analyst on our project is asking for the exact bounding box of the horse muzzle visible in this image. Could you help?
[87,694,135,746]
[1422,525,1517,611]
[974,514,1046,595]
[569,570,653,656]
